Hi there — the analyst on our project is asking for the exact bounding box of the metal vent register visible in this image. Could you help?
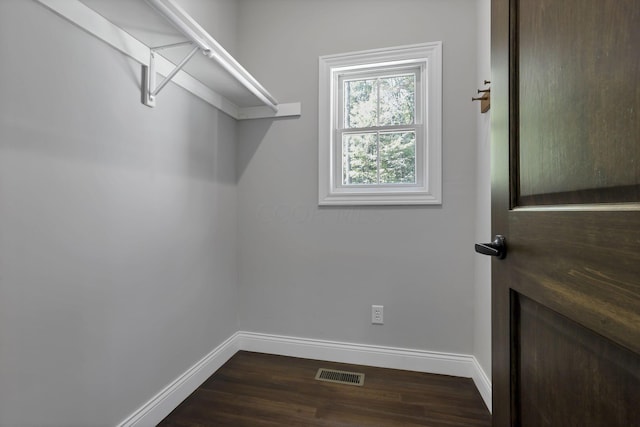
[315,368,365,386]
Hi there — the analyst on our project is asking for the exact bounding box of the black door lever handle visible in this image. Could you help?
[475,235,507,259]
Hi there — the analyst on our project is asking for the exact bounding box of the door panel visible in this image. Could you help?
[516,295,640,427]
[517,0,640,206]
[509,210,640,354]
[491,0,640,425]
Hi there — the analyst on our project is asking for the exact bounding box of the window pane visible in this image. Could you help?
[378,75,415,126]
[344,79,377,128]
[379,131,416,184]
[343,133,378,185]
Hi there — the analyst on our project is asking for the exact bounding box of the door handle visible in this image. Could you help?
[475,235,507,259]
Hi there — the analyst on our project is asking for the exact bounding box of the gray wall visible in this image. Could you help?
[0,1,238,426]
[178,0,239,55]
[474,0,492,383]
[236,0,480,354]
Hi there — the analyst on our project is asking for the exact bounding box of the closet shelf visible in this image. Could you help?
[36,0,301,120]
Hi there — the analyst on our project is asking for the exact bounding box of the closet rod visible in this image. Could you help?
[145,0,279,112]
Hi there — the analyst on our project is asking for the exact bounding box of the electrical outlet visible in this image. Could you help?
[372,305,384,324]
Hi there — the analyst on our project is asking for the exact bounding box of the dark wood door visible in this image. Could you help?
[490,0,640,425]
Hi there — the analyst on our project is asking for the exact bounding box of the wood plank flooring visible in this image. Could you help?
[158,351,491,427]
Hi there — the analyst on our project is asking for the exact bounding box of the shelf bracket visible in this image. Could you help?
[142,43,201,107]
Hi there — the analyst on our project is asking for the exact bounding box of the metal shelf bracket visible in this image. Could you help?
[142,42,201,107]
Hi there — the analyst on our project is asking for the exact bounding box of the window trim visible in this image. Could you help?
[319,42,442,205]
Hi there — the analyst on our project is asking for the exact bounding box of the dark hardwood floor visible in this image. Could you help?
[158,351,491,426]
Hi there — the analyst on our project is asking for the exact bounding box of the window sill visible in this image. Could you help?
[318,189,442,206]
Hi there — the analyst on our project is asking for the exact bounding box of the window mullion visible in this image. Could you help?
[337,129,344,185]
[339,124,419,133]
[345,80,350,128]
[376,77,381,127]
[376,130,381,184]
[376,78,381,184]
[343,132,349,185]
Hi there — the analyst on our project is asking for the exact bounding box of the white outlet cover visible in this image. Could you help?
[372,305,384,324]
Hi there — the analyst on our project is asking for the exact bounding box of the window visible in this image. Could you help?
[319,43,442,205]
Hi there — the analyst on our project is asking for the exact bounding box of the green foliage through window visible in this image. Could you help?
[344,74,415,128]
[343,131,416,185]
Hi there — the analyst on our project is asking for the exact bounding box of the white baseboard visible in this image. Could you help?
[237,332,492,412]
[239,331,472,377]
[116,331,492,426]
[116,332,240,427]
[470,356,492,412]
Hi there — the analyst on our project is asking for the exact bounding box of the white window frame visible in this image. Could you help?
[338,66,422,188]
[319,42,442,205]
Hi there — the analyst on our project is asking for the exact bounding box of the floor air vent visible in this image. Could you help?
[315,368,365,386]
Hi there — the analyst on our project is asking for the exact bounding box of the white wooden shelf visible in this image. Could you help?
[36,0,301,120]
